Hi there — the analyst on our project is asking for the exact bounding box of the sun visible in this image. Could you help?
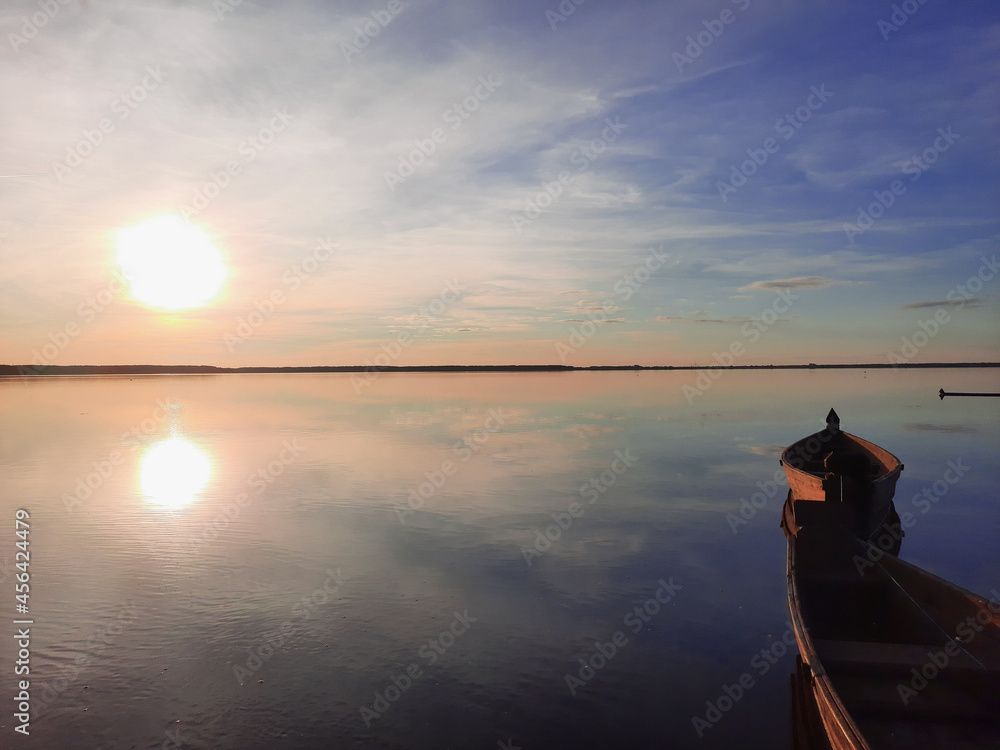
[116,215,228,310]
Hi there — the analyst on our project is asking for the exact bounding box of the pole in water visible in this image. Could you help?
[939,389,1000,399]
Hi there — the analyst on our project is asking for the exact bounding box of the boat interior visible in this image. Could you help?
[790,432,888,482]
[792,517,1000,748]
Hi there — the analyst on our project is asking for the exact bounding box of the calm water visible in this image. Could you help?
[1,369,998,749]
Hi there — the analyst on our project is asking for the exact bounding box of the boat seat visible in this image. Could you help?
[798,569,888,586]
[814,638,985,672]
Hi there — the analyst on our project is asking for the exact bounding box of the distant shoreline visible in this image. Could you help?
[2,362,998,376]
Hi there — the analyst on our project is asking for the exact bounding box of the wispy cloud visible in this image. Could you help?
[559,318,626,324]
[903,423,977,434]
[739,276,844,291]
[655,315,786,325]
[901,298,982,310]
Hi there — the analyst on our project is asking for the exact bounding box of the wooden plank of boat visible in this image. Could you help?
[785,503,1000,749]
[791,653,835,750]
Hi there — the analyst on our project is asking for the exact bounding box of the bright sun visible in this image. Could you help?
[116,215,228,310]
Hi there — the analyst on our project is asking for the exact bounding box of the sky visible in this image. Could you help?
[1,0,998,368]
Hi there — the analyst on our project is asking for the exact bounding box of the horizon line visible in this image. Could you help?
[3,361,999,376]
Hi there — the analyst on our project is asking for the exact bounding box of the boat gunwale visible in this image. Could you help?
[860,542,1000,635]
[780,430,903,491]
[786,533,872,750]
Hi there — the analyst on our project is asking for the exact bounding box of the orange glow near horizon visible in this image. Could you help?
[116,216,228,311]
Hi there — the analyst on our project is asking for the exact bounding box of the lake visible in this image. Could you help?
[1,368,997,749]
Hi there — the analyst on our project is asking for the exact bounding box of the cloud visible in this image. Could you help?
[902,423,977,434]
[657,316,728,324]
[739,277,843,291]
[655,315,785,325]
[901,298,982,310]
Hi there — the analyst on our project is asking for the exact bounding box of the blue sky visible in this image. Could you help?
[1,0,997,366]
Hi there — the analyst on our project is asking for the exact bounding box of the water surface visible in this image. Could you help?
[1,368,998,749]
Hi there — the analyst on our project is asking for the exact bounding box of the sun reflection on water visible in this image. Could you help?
[140,437,212,510]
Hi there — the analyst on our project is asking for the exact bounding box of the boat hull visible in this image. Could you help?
[780,413,999,748]
[784,508,1000,750]
[781,428,903,541]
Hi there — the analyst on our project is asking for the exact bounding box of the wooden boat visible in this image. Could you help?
[785,512,1000,749]
[780,410,903,542]
[781,413,1000,749]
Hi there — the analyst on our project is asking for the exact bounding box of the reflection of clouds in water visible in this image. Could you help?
[569,424,623,438]
[744,444,785,456]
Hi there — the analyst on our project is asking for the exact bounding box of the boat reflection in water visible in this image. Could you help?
[779,411,1000,750]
